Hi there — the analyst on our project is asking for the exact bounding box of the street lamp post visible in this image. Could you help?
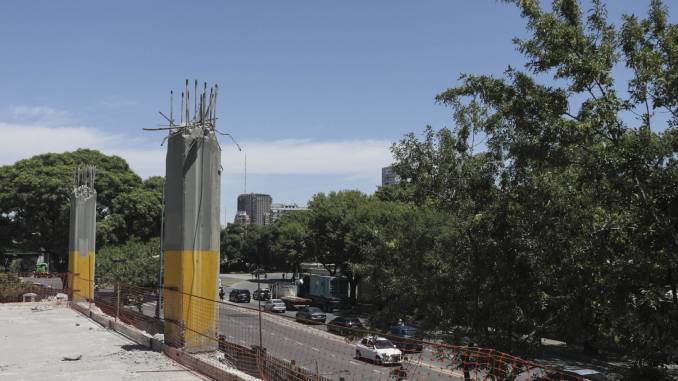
[155,178,166,319]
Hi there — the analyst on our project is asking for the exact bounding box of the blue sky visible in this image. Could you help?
[0,1,675,223]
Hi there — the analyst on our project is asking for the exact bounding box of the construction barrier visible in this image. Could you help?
[2,272,593,381]
[0,272,68,303]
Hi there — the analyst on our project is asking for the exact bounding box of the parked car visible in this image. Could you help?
[388,324,423,353]
[355,336,402,365]
[295,306,326,324]
[253,288,271,301]
[327,316,364,336]
[229,289,251,303]
[532,368,609,381]
[263,299,286,313]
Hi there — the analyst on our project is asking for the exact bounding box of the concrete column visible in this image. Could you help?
[67,168,97,302]
[163,126,221,351]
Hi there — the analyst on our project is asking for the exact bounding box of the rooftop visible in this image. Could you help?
[0,303,207,381]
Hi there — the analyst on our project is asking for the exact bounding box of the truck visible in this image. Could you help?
[270,281,311,310]
[305,274,348,312]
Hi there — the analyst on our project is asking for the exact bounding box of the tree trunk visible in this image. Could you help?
[349,277,358,305]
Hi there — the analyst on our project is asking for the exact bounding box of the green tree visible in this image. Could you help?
[0,149,163,271]
[241,224,277,271]
[220,223,246,272]
[108,177,163,242]
[0,149,143,270]
[307,191,393,303]
[96,237,161,288]
[271,211,310,274]
[387,0,678,371]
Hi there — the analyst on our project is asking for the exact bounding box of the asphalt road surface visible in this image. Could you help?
[218,275,468,381]
[218,302,467,381]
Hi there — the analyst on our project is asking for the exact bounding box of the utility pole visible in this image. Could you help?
[155,177,166,319]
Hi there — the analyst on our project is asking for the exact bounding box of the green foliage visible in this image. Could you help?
[96,237,160,288]
[270,211,310,273]
[220,223,246,271]
[108,178,163,242]
[0,149,163,271]
[372,0,678,371]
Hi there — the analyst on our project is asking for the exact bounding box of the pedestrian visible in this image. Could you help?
[264,273,267,280]
[282,273,286,280]
[219,286,225,301]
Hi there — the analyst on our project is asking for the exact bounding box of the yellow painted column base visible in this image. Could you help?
[68,251,95,301]
[163,250,219,351]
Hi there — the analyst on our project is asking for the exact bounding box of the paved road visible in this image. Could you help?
[219,273,342,326]
[218,275,468,381]
[126,275,536,381]
[218,302,466,381]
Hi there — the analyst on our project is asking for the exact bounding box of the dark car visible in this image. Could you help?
[252,288,271,301]
[327,316,365,336]
[309,295,345,312]
[388,324,424,353]
[229,289,251,303]
[295,306,326,324]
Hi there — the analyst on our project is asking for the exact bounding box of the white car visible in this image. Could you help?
[263,299,286,313]
[355,336,403,365]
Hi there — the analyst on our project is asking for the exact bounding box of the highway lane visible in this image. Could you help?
[219,276,469,380]
[218,302,466,381]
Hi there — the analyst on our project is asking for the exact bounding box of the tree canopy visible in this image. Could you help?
[0,149,162,271]
[218,1,678,375]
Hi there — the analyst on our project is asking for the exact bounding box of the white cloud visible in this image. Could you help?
[221,139,392,178]
[1,105,75,126]
[0,106,395,224]
[0,109,393,180]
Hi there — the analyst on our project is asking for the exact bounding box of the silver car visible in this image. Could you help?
[264,299,286,313]
[355,336,402,365]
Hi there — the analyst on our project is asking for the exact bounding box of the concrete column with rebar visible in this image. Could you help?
[67,166,97,301]
[162,122,221,351]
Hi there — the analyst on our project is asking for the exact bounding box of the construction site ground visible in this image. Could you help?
[0,302,207,381]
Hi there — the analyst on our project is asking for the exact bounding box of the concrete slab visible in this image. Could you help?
[0,303,207,381]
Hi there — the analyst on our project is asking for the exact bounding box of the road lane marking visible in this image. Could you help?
[349,361,360,366]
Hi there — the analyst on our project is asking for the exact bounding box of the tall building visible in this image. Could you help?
[265,203,308,225]
[237,193,272,226]
[381,166,399,186]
